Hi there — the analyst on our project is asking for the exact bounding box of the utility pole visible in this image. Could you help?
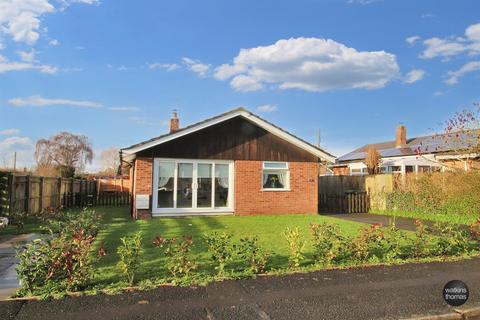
[317,129,321,148]
[13,152,16,172]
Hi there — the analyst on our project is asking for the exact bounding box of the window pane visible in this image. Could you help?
[177,163,193,208]
[263,171,286,189]
[157,162,174,208]
[215,164,229,207]
[263,162,288,169]
[197,164,212,208]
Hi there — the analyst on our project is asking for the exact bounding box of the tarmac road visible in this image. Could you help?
[1,257,479,320]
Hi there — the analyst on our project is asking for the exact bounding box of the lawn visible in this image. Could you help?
[370,210,479,225]
[93,207,367,286]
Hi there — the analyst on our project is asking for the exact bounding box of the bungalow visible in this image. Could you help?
[332,124,480,176]
[121,108,335,219]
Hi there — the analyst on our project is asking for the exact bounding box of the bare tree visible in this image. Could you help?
[441,103,480,155]
[100,148,120,176]
[364,146,381,174]
[35,132,93,178]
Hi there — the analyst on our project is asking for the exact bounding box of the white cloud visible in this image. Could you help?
[49,38,59,46]
[0,0,54,46]
[0,0,99,48]
[257,104,277,113]
[109,107,140,112]
[148,63,179,71]
[433,91,444,96]
[230,75,263,92]
[182,57,211,77]
[214,37,399,93]
[445,61,480,85]
[421,22,480,59]
[404,69,425,84]
[406,36,421,46]
[8,95,103,108]
[17,49,36,62]
[421,13,435,19]
[0,54,57,74]
[0,128,20,135]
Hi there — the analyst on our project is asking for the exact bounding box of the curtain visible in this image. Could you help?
[278,172,287,188]
[262,173,269,186]
[218,177,229,188]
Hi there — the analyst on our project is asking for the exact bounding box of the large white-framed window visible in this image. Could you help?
[261,161,290,191]
[152,158,234,216]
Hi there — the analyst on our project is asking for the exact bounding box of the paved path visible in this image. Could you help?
[1,257,479,320]
[0,234,38,300]
[324,213,435,231]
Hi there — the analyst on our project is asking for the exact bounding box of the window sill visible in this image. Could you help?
[261,188,291,192]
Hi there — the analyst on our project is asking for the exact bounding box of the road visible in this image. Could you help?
[1,257,479,320]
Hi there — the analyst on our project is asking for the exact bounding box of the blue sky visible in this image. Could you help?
[0,0,479,170]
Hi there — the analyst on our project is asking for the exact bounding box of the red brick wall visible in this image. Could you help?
[234,160,318,216]
[133,157,153,219]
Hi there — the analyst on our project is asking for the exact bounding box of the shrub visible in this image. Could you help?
[16,229,100,294]
[203,232,233,276]
[352,223,385,262]
[469,218,480,242]
[117,232,143,286]
[283,227,305,268]
[44,208,101,238]
[411,219,433,258]
[381,220,411,261]
[16,238,55,293]
[153,235,197,279]
[235,236,268,274]
[310,222,346,264]
[430,222,472,256]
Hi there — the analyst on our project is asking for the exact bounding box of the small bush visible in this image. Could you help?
[203,232,233,276]
[16,229,100,294]
[235,236,268,274]
[44,208,101,238]
[381,220,411,261]
[352,223,385,262]
[154,235,197,279]
[117,232,143,286]
[310,222,348,264]
[283,227,305,268]
[430,222,472,256]
[411,219,433,258]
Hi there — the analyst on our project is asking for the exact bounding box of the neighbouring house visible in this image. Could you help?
[332,124,480,176]
[121,108,335,219]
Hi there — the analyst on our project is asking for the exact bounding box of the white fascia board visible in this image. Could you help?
[122,110,336,163]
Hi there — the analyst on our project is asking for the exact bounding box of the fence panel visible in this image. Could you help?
[0,171,131,216]
[319,192,369,214]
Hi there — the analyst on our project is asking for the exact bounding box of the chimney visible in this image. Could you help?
[170,111,179,133]
[395,124,407,148]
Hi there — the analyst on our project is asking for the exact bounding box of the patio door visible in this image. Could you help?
[152,159,234,215]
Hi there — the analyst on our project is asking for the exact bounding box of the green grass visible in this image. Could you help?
[93,207,367,286]
[0,217,44,236]
[370,210,479,225]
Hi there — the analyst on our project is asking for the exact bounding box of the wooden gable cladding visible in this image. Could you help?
[136,117,319,162]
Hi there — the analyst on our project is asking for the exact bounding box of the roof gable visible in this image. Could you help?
[122,108,336,163]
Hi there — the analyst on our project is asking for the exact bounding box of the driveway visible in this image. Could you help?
[1,257,479,320]
[0,234,38,300]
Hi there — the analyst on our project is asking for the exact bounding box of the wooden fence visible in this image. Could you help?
[318,174,394,213]
[0,171,131,216]
[319,192,369,214]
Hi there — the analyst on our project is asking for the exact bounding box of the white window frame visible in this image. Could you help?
[261,161,290,191]
[152,158,234,216]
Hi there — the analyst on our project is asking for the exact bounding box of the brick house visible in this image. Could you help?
[121,108,335,219]
[331,124,480,176]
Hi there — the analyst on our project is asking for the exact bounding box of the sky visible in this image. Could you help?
[0,0,479,171]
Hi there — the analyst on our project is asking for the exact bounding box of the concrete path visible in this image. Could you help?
[324,213,435,231]
[1,257,479,320]
[0,234,38,300]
